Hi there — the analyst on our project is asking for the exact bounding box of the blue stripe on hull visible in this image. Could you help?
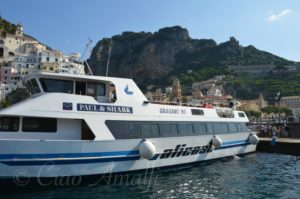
[0,140,252,166]
[3,156,141,166]
[219,140,250,150]
[0,150,139,160]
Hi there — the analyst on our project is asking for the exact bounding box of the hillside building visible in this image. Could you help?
[0,23,86,100]
[238,93,268,112]
[279,96,300,117]
[228,64,275,75]
[284,65,297,72]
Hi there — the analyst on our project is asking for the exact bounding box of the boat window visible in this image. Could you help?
[193,123,207,134]
[177,123,193,135]
[87,82,105,98]
[105,121,128,139]
[159,123,178,137]
[0,117,19,132]
[228,123,239,133]
[128,123,141,138]
[238,112,245,117]
[26,81,35,95]
[75,81,86,95]
[109,83,117,103]
[40,78,73,94]
[214,123,229,133]
[240,123,250,132]
[191,109,204,116]
[206,123,214,133]
[141,124,160,138]
[22,117,57,132]
[237,123,242,132]
[106,120,245,139]
[30,79,41,93]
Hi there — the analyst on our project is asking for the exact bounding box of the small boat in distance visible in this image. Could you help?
[0,72,259,179]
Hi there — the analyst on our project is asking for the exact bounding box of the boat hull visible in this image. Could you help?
[0,133,256,179]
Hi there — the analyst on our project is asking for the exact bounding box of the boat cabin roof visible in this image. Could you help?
[23,72,148,104]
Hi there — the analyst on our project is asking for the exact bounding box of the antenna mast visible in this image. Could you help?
[106,39,112,77]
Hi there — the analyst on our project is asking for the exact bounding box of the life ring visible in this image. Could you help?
[139,140,156,159]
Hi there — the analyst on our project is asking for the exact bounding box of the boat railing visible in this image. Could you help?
[149,100,216,108]
[150,100,236,117]
[150,101,195,107]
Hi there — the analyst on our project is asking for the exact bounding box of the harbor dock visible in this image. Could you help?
[257,138,300,156]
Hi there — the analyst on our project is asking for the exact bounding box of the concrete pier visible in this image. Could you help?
[257,138,300,156]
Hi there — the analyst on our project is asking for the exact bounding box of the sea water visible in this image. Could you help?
[3,153,300,199]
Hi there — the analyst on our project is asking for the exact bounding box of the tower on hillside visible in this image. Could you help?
[16,23,23,37]
[172,77,182,102]
[258,93,268,109]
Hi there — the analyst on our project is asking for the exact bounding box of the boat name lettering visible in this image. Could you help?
[77,103,133,114]
[159,108,186,114]
[159,144,213,159]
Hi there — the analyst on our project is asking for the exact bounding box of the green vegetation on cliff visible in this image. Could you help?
[0,17,16,37]
[88,26,299,99]
[225,72,300,101]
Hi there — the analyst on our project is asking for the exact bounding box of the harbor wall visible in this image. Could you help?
[256,138,300,156]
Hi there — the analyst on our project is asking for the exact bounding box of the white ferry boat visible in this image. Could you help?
[0,72,259,179]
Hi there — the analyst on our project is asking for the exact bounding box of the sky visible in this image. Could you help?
[1,0,300,61]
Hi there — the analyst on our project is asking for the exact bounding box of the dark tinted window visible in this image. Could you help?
[214,123,229,133]
[106,120,248,139]
[159,123,178,137]
[191,109,204,116]
[26,81,35,95]
[128,123,141,138]
[31,79,41,93]
[141,124,159,138]
[22,117,57,132]
[76,81,86,95]
[87,82,105,97]
[105,121,128,139]
[237,123,242,132]
[241,123,249,132]
[228,123,239,133]
[177,123,193,135]
[238,112,245,117]
[40,78,73,93]
[193,123,207,134]
[0,117,19,132]
[206,123,214,133]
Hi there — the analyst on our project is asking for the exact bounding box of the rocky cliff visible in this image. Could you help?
[87,26,296,90]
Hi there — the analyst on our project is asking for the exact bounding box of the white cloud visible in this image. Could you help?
[266,9,291,23]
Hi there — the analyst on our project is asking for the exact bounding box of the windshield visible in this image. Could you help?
[40,78,73,93]
[26,78,41,95]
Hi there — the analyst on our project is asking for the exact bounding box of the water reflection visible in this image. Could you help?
[3,153,300,199]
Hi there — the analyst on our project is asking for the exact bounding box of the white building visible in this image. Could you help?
[284,65,297,72]
[0,23,86,100]
[207,87,223,97]
[0,24,43,63]
[280,96,300,117]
